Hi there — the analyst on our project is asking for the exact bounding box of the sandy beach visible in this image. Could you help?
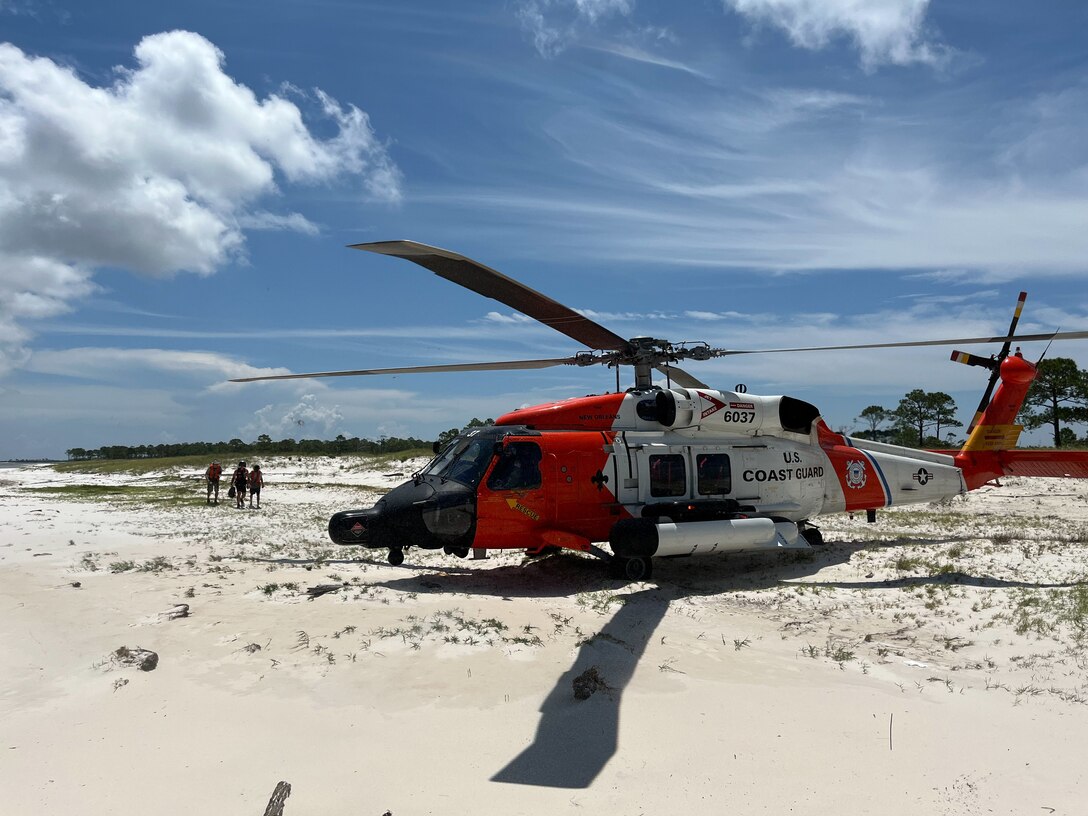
[2,456,1088,814]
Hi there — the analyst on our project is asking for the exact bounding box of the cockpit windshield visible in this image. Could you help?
[421,433,497,487]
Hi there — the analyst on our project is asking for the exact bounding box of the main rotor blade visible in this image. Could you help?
[655,364,708,389]
[713,329,1088,357]
[230,357,578,383]
[351,241,629,352]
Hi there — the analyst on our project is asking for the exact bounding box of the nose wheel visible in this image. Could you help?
[387,548,405,566]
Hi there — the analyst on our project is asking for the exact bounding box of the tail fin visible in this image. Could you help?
[950,292,1037,488]
[956,352,1088,482]
[951,291,1026,435]
[958,352,1035,453]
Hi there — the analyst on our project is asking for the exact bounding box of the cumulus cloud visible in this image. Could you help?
[0,30,401,375]
[247,394,344,438]
[723,0,945,68]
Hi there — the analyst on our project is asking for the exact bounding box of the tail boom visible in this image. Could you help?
[956,449,1088,487]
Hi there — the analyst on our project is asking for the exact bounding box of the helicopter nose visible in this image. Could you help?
[328,505,385,546]
[328,478,477,556]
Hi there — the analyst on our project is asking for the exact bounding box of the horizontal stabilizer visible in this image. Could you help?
[998,450,1088,478]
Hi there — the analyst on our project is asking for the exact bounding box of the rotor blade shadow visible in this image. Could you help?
[246,555,477,574]
[792,573,1084,590]
[491,587,669,789]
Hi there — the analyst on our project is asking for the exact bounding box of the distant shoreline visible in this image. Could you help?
[0,460,59,468]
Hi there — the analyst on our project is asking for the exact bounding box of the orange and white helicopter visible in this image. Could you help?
[234,241,1088,580]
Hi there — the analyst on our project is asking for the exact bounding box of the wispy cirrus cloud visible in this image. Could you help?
[412,68,1088,280]
[516,0,635,56]
[23,347,291,385]
[722,0,948,68]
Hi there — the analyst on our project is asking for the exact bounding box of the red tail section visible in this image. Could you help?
[995,450,1088,478]
[954,352,1088,487]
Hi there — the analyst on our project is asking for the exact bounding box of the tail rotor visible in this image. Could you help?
[951,291,1026,434]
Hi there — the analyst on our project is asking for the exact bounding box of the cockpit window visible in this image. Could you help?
[487,441,542,491]
[421,434,496,487]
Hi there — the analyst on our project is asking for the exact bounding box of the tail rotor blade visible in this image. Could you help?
[966,291,1026,434]
[994,291,1027,364]
[950,350,996,369]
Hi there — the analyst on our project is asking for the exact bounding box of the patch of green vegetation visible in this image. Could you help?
[1057,527,1088,545]
[893,554,957,576]
[825,639,856,663]
[109,556,174,573]
[576,591,629,613]
[1007,584,1088,640]
[346,448,433,469]
[28,483,200,508]
[882,509,970,528]
[894,555,925,572]
[53,449,432,477]
[138,556,174,572]
[945,543,966,559]
[259,582,300,595]
[53,454,230,475]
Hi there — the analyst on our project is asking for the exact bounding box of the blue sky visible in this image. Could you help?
[1,0,1086,458]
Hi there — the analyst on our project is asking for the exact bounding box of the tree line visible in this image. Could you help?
[65,432,433,461]
[855,357,1088,448]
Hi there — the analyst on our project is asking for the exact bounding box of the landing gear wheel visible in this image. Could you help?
[387,548,405,566]
[611,556,653,581]
[801,527,824,547]
[443,546,470,558]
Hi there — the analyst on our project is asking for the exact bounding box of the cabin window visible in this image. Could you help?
[649,454,686,497]
[696,453,732,495]
[487,441,542,491]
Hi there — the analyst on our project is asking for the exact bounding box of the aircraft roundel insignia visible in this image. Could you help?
[845,459,867,489]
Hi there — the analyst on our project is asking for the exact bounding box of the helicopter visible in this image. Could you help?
[233,241,1088,580]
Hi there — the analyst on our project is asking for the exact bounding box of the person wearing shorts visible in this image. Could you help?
[232,461,248,509]
[205,460,222,504]
[248,464,264,509]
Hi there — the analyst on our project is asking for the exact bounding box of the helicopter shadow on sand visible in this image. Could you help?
[371,551,841,789]
[367,545,854,789]
[373,537,1078,789]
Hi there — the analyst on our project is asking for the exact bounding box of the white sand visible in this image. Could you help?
[2,457,1088,814]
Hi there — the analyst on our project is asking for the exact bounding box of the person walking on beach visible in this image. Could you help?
[248,464,264,509]
[204,460,222,505]
[232,461,248,509]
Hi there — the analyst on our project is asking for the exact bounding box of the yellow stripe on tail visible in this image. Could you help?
[961,423,1022,452]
